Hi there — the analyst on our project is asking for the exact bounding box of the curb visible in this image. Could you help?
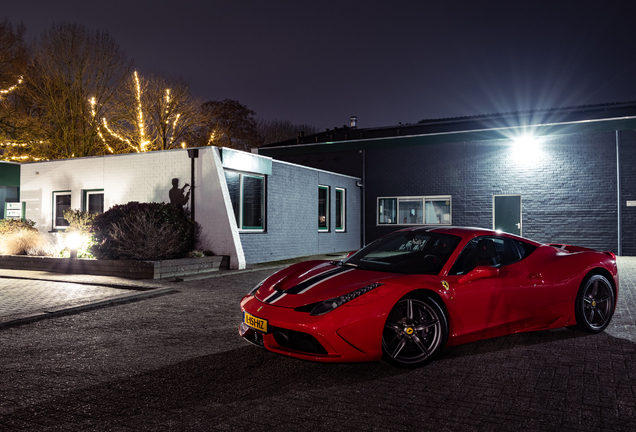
[0,287,176,329]
[0,274,162,291]
[178,265,288,281]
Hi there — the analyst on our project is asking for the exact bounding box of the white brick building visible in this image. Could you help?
[18,147,362,268]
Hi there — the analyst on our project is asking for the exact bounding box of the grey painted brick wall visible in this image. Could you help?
[239,160,361,264]
[266,129,636,255]
[619,130,636,256]
[366,131,621,252]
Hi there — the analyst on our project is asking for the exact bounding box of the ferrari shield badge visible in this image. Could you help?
[441,281,450,291]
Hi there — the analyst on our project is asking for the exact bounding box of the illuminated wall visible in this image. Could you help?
[18,147,362,266]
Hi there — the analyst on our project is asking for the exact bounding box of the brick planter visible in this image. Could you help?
[0,255,230,280]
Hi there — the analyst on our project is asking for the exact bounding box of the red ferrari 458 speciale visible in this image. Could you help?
[239,227,618,367]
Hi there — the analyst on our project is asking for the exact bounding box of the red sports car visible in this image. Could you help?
[239,227,618,367]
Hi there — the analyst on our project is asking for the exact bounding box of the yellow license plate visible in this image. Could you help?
[244,312,268,333]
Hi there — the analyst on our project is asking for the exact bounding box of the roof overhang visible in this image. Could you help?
[259,115,636,157]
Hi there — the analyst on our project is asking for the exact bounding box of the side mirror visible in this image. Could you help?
[459,266,499,284]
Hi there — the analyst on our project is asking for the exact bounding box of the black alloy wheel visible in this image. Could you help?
[382,292,448,367]
[575,274,615,333]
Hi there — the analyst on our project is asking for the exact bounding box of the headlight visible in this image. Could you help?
[309,283,383,316]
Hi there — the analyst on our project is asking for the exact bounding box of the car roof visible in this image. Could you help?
[405,226,542,246]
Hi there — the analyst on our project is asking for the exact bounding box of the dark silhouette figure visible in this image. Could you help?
[169,178,190,208]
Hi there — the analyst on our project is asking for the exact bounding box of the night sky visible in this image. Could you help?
[4,0,636,130]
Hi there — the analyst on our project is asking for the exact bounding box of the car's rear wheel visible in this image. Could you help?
[575,274,615,333]
[382,292,448,367]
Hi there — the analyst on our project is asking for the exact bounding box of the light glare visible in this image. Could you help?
[511,134,543,164]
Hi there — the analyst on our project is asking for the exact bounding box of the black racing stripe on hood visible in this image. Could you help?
[284,266,350,295]
[263,290,286,304]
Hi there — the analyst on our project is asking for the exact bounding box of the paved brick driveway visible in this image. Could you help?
[0,272,173,326]
[0,259,634,431]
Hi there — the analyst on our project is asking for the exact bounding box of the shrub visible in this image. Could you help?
[0,218,36,236]
[63,208,97,231]
[0,229,50,256]
[61,209,97,258]
[91,202,194,260]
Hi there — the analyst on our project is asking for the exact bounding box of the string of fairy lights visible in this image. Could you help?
[0,77,44,161]
[95,71,186,153]
[1,71,196,161]
[0,76,23,95]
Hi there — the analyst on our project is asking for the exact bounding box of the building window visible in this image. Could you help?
[0,186,19,211]
[425,198,451,224]
[53,191,71,229]
[83,190,104,214]
[378,196,452,226]
[378,198,397,224]
[319,185,329,231]
[335,188,345,232]
[399,199,423,224]
[225,170,265,231]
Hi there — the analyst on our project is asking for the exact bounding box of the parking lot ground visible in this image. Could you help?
[0,258,634,431]
[0,270,176,327]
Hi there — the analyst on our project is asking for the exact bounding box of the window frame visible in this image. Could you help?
[52,190,72,230]
[335,187,346,232]
[83,189,104,215]
[377,195,452,226]
[225,170,266,232]
[318,185,330,232]
[240,173,266,231]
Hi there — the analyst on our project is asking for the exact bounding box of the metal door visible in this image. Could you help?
[493,195,522,235]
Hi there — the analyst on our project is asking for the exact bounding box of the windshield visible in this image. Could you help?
[344,231,460,275]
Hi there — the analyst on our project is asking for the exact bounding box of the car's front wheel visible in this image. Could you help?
[382,292,448,367]
[575,274,615,333]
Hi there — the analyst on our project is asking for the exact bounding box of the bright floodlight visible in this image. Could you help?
[511,134,542,164]
[67,231,82,250]
[513,135,538,147]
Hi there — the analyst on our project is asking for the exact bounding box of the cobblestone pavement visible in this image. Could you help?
[0,259,634,431]
[0,270,175,326]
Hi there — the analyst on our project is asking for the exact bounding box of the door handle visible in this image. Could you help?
[529,273,542,279]
[516,223,522,229]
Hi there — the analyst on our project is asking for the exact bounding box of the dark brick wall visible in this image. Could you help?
[266,130,636,255]
[366,132,620,252]
[619,130,636,256]
[274,150,363,179]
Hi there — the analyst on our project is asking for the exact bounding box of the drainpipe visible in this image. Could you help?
[359,149,366,248]
[187,148,199,250]
[616,131,622,256]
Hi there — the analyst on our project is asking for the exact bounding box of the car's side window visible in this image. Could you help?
[449,236,536,275]
[449,238,482,275]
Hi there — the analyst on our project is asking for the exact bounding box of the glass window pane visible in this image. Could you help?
[55,193,71,228]
[319,186,329,230]
[335,189,345,231]
[0,186,19,207]
[378,198,397,224]
[399,199,423,224]
[87,193,104,214]
[425,199,451,224]
[242,175,264,229]
[224,171,241,226]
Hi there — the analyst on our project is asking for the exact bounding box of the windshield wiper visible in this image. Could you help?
[330,260,369,270]
[342,262,369,270]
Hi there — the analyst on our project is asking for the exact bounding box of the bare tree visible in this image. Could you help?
[256,119,319,146]
[100,71,203,153]
[0,19,26,93]
[196,99,259,151]
[24,22,132,159]
[0,18,31,160]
